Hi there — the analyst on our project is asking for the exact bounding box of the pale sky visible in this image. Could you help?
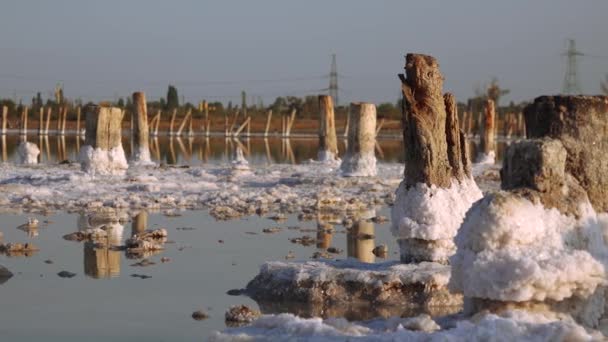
[1,0,607,106]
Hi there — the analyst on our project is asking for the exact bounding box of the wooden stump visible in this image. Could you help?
[1,106,7,134]
[131,92,151,164]
[80,105,127,175]
[524,95,608,212]
[318,95,338,161]
[480,99,496,157]
[393,53,479,264]
[339,102,377,177]
[398,53,470,188]
[131,211,148,236]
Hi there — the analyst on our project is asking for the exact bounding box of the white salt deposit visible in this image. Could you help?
[450,192,607,302]
[340,154,377,177]
[0,161,404,218]
[209,309,599,341]
[476,151,495,165]
[17,141,40,165]
[391,177,482,241]
[317,150,340,164]
[130,146,154,166]
[257,259,451,288]
[79,145,128,176]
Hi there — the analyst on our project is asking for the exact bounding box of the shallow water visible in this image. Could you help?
[0,134,510,166]
[0,208,398,341]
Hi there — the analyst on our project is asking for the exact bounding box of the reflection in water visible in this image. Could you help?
[79,212,125,279]
[347,219,375,263]
[316,221,333,250]
[1,135,6,162]
[0,135,408,165]
[17,223,39,238]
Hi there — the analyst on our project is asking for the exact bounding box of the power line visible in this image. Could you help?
[562,39,583,94]
[329,54,339,105]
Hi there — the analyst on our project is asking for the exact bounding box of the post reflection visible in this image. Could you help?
[316,221,333,250]
[79,211,125,279]
[347,219,376,263]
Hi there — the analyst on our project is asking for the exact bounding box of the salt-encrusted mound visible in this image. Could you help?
[130,145,154,166]
[245,259,460,308]
[317,150,340,164]
[79,145,128,176]
[340,154,377,177]
[450,192,606,302]
[209,309,599,341]
[17,141,40,165]
[475,151,495,165]
[391,178,482,262]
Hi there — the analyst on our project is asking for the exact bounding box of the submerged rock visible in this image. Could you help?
[1,242,39,256]
[57,271,77,278]
[0,265,14,284]
[192,310,209,321]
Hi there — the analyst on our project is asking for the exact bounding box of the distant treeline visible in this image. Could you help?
[0,81,528,127]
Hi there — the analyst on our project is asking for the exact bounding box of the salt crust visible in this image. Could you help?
[391,177,483,241]
[210,309,598,341]
[257,259,451,287]
[79,145,128,176]
[17,142,40,165]
[340,154,377,177]
[450,192,607,302]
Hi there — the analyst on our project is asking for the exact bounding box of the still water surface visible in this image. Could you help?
[0,208,398,341]
[0,135,508,340]
[0,134,508,166]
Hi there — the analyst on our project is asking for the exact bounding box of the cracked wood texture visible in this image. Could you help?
[398,53,470,188]
[84,105,124,150]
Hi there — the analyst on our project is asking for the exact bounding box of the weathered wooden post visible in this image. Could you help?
[131,92,152,165]
[340,103,377,176]
[228,111,239,136]
[375,118,385,137]
[56,107,62,134]
[343,110,350,138]
[281,113,287,138]
[79,105,127,175]
[264,110,272,137]
[149,110,160,137]
[176,109,191,136]
[285,109,296,138]
[169,109,177,136]
[222,112,227,136]
[234,116,251,137]
[38,107,44,136]
[20,106,28,137]
[391,53,481,264]
[45,107,51,135]
[318,95,338,162]
[76,106,81,136]
[188,110,193,137]
[477,99,496,163]
[131,211,148,236]
[1,106,7,135]
[61,107,67,136]
[204,103,211,137]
